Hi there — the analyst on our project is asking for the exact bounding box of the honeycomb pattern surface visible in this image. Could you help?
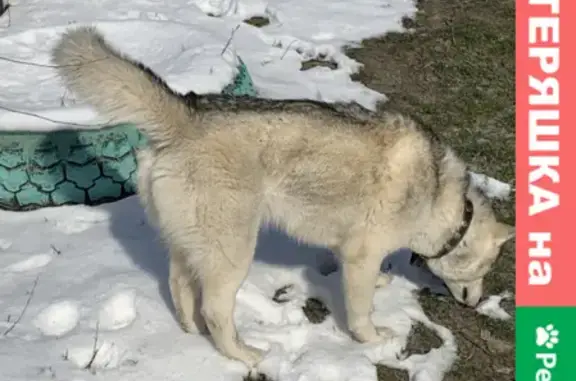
[0,59,256,210]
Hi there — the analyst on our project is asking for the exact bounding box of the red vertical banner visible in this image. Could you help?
[516,0,576,307]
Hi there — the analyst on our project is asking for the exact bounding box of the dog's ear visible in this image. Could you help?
[494,222,515,246]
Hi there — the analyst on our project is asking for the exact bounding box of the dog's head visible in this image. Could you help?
[424,186,515,307]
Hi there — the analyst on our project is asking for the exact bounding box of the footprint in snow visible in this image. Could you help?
[97,290,138,331]
[33,300,80,337]
[5,253,53,273]
[51,211,109,234]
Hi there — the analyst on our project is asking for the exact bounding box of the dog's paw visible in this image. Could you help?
[235,342,267,369]
[375,273,392,288]
[351,323,397,344]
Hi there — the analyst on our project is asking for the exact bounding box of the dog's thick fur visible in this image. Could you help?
[52,27,515,367]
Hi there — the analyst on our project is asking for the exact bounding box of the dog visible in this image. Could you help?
[51,27,515,367]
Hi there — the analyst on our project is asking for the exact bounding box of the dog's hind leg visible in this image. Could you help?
[191,194,265,368]
[168,250,207,334]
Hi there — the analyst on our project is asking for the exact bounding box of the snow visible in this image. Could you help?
[0,0,417,131]
[33,300,81,337]
[469,172,513,201]
[0,198,457,381]
[97,290,138,331]
[5,253,53,272]
[0,0,514,380]
[476,291,513,321]
[0,193,512,381]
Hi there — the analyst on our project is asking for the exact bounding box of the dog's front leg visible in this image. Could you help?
[339,239,392,343]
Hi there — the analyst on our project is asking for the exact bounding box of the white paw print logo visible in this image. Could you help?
[536,324,559,349]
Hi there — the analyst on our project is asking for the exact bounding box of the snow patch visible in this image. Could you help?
[51,209,111,234]
[476,291,513,321]
[33,300,80,337]
[0,0,415,131]
[66,340,129,370]
[4,253,53,273]
[97,290,138,331]
[469,171,512,200]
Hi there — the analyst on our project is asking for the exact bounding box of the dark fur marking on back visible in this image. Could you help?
[185,92,377,122]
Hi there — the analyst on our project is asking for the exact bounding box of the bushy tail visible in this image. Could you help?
[51,26,193,147]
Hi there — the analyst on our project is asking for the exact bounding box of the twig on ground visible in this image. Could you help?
[60,89,71,107]
[221,24,241,56]
[84,320,100,370]
[458,329,492,357]
[0,55,119,128]
[280,39,299,60]
[0,104,113,128]
[50,245,62,255]
[2,274,40,337]
[0,55,109,68]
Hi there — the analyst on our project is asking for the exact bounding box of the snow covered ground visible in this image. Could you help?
[0,0,513,380]
[0,195,512,381]
[0,0,416,131]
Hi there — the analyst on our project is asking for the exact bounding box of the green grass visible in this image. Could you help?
[243,16,271,28]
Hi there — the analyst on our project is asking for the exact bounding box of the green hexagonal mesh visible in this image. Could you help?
[0,58,257,210]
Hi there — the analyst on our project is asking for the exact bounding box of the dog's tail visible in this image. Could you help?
[51,26,192,148]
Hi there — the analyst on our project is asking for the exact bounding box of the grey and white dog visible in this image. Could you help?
[52,27,515,367]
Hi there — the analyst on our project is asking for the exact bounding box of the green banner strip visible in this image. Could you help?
[516,307,576,380]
